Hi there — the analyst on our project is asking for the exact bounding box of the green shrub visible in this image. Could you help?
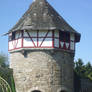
[0,67,16,92]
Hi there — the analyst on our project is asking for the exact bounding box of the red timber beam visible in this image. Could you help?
[26,30,36,47]
[39,30,50,47]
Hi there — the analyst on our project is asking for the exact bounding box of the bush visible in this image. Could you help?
[0,67,16,92]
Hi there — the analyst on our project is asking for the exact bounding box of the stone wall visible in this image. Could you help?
[10,49,74,92]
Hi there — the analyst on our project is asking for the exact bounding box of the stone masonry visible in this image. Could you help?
[10,49,74,92]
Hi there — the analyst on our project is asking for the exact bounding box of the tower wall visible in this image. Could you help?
[10,50,74,92]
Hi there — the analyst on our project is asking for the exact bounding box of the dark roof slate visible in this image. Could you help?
[8,0,80,42]
[9,0,77,31]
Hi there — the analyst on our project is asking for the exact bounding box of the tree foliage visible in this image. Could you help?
[0,53,16,92]
[74,59,92,81]
[0,53,8,67]
[0,67,16,92]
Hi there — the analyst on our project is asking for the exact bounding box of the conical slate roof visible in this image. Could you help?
[8,0,80,41]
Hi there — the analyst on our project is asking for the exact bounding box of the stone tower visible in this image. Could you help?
[7,0,81,92]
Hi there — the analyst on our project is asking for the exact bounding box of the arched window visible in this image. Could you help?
[61,90,66,92]
[32,90,41,92]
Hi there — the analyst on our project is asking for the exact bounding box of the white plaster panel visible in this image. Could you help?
[41,38,52,47]
[65,42,69,49]
[38,38,44,46]
[9,39,22,50]
[60,41,64,48]
[54,38,59,47]
[16,39,22,48]
[9,41,14,50]
[70,41,74,50]
[32,38,37,46]
[70,33,75,41]
[29,30,37,37]
[54,30,59,37]
[23,38,34,47]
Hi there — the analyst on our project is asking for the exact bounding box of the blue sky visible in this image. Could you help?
[0,0,92,64]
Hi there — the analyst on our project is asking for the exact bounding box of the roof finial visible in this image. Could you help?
[33,0,46,2]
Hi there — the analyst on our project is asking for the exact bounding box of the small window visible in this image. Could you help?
[8,32,15,41]
[61,90,66,92]
[59,31,70,42]
[32,90,41,92]
[9,31,22,41]
[59,31,65,41]
[65,32,70,42]
[15,31,22,39]
[12,32,16,40]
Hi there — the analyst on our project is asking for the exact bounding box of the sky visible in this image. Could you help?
[0,0,92,64]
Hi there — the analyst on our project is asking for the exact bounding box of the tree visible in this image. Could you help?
[85,62,92,72]
[74,58,86,77]
[0,53,8,67]
[0,53,16,92]
[85,62,92,80]
[0,67,16,92]
[74,59,92,81]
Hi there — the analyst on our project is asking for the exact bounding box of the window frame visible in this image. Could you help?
[59,31,70,43]
[8,31,22,41]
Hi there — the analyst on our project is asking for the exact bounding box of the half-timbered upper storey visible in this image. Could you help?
[7,0,81,52]
[8,30,80,52]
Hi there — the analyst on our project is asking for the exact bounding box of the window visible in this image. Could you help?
[65,32,70,42]
[8,32,15,41]
[32,90,41,92]
[9,31,22,41]
[59,31,65,41]
[15,31,22,39]
[61,90,66,92]
[59,31,70,42]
